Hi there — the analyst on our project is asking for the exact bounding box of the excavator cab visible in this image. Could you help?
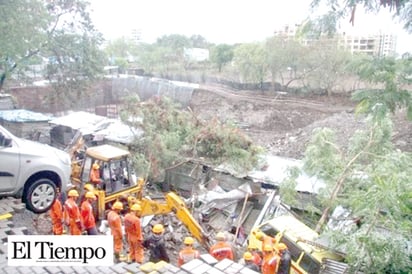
[79,144,136,193]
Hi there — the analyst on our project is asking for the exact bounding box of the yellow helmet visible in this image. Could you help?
[130,203,142,211]
[92,163,100,170]
[184,237,194,245]
[215,232,226,241]
[112,201,123,210]
[68,189,79,197]
[128,196,136,204]
[256,231,265,241]
[84,184,94,192]
[85,191,96,200]
[243,252,253,261]
[152,224,164,234]
[263,244,273,252]
[278,243,288,251]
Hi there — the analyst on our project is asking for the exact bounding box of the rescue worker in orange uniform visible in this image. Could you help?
[49,188,63,235]
[256,231,277,252]
[261,244,278,274]
[209,232,234,261]
[178,236,200,266]
[108,201,124,261]
[80,191,98,235]
[63,189,82,235]
[124,203,144,263]
[90,163,103,188]
[243,251,260,272]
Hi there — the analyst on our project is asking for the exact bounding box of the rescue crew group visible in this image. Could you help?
[49,185,291,273]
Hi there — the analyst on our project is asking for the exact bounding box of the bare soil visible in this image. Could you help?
[191,84,412,158]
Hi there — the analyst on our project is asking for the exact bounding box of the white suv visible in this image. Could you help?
[0,125,71,213]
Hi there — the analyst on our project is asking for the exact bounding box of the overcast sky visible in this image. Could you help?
[89,0,411,54]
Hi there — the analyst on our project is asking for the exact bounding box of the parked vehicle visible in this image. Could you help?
[0,125,71,213]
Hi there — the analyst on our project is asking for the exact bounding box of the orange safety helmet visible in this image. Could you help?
[243,251,253,261]
[85,191,96,200]
[112,201,123,210]
[184,236,194,245]
[152,224,165,234]
[68,189,79,197]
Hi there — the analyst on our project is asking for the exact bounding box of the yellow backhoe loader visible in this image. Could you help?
[70,144,211,249]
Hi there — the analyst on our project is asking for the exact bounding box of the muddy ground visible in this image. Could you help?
[192,84,412,158]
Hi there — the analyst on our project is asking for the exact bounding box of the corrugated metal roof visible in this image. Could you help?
[0,109,52,122]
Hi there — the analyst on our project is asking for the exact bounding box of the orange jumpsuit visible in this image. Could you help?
[80,200,97,235]
[90,169,102,185]
[49,198,63,235]
[178,246,200,266]
[108,210,123,255]
[63,198,82,235]
[124,212,143,263]
[261,252,278,274]
[261,235,276,251]
[209,241,234,261]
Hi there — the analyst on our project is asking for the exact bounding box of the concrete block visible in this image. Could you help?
[69,266,89,274]
[29,266,49,274]
[0,220,13,228]
[164,263,180,273]
[109,262,129,274]
[180,258,204,273]
[10,226,28,235]
[16,266,33,274]
[153,260,170,272]
[239,267,261,274]
[190,263,212,274]
[140,261,156,273]
[0,242,8,254]
[205,268,226,274]
[225,262,243,273]
[200,254,218,265]
[213,259,233,271]
[96,265,117,274]
[123,262,141,273]
[10,203,26,213]
[0,227,11,242]
[44,266,64,273]
[84,266,102,274]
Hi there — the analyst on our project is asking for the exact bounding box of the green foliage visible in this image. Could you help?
[233,42,268,85]
[311,0,412,33]
[281,114,412,272]
[121,95,263,181]
[209,44,234,73]
[350,56,412,121]
[0,0,104,103]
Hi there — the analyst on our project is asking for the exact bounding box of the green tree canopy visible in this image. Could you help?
[0,0,104,105]
[209,44,234,73]
[311,0,412,33]
[120,95,263,182]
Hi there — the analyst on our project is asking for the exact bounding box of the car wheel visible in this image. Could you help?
[25,178,57,213]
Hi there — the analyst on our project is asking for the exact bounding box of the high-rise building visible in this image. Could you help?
[273,24,397,57]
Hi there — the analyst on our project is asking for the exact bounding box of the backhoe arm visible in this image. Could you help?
[140,192,211,250]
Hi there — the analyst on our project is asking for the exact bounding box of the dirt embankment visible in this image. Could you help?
[190,84,412,158]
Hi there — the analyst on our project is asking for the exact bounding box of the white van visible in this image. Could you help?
[0,125,71,213]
